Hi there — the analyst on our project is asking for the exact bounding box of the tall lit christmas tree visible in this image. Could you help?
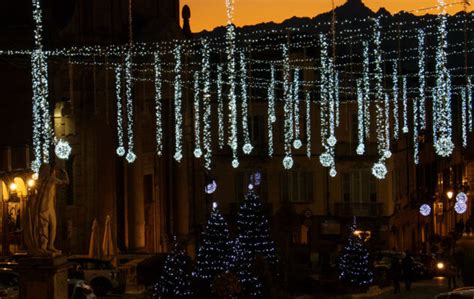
[237,188,277,263]
[194,202,233,282]
[235,187,278,296]
[152,241,193,298]
[338,218,373,287]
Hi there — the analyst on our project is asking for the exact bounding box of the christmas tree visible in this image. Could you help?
[152,241,193,299]
[338,219,373,287]
[194,202,233,282]
[237,188,277,263]
[235,188,278,296]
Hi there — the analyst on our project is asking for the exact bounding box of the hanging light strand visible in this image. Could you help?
[362,41,371,139]
[226,0,238,168]
[154,52,163,156]
[217,65,225,149]
[392,60,400,139]
[292,68,302,149]
[173,44,183,162]
[418,29,427,130]
[268,65,276,157]
[402,76,409,134]
[306,92,312,158]
[193,71,202,158]
[115,65,125,156]
[202,39,212,170]
[125,51,136,163]
[240,51,253,154]
[283,44,294,169]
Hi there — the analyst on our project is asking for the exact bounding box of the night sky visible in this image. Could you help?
[181,0,473,32]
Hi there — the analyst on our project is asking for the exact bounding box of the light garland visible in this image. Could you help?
[193,71,202,158]
[115,65,125,157]
[373,17,388,180]
[392,61,399,139]
[462,87,467,148]
[305,92,311,158]
[268,65,276,157]
[402,76,409,134]
[413,78,420,164]
[226,0,238,167]
[468,76,473,133]
[384,93,391,159]
[335,72,340,128]
[433,0,454,158]
[173,44,183,162]
[362,41,370,139]
[418,29,426,130]
[125,51,136,163]
[292,68,302,149]
[202,39,212,170]
[283,44,293,169]
[356,79,365,155]
[217,65,225,149]
[154,52,163,156]
[240,51,253,155]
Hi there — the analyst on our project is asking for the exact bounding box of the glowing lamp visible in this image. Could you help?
[9,183,17,192]
[447,191,454,200]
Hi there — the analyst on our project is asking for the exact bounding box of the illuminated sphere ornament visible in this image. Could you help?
[232,159,239,169]
[116,146,126,157]
[319,153,334,168]
[126,151,137,163]
[248,184,254,190]
[419,204,431,216]
[327,135,337,147]
[242,143,253,155]
[193,148,203,158]
[173,152,183,162]
[372,162,388,180]
[330,168,337,177]
[456,192,468,203]
[31,160,41,174]
[283,156,294,170]
[55,139,72,160]
[356,144,365,156]
[434,137,454,157]
[383,150,392,159]
[455,201,467,214]
[205,180,217,194]
[293,139,302,150]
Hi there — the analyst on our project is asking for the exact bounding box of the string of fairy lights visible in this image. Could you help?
[4,0,474,180]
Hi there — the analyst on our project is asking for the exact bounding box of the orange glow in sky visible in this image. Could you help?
[181,0,472,32]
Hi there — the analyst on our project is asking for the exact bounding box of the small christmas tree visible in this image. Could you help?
[152,241,193,298]
[194,202,233,282]
[338,219,373,287]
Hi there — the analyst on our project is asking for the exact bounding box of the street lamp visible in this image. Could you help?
[447,190,454,200]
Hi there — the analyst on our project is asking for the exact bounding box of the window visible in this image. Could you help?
[280,171,314,203]
[343,169,376,202]
[235,170,267,202]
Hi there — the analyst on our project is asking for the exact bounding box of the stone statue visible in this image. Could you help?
[24,164,69,256]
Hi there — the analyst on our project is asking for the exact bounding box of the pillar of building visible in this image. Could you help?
[127,126,145,251]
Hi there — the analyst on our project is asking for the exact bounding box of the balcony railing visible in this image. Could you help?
[334,202,384,217]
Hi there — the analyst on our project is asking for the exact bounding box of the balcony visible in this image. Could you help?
[334,202,384,217]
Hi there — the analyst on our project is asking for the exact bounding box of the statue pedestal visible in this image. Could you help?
[17,255,69,299]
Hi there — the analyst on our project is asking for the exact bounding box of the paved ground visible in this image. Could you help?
[373,278,451,299]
